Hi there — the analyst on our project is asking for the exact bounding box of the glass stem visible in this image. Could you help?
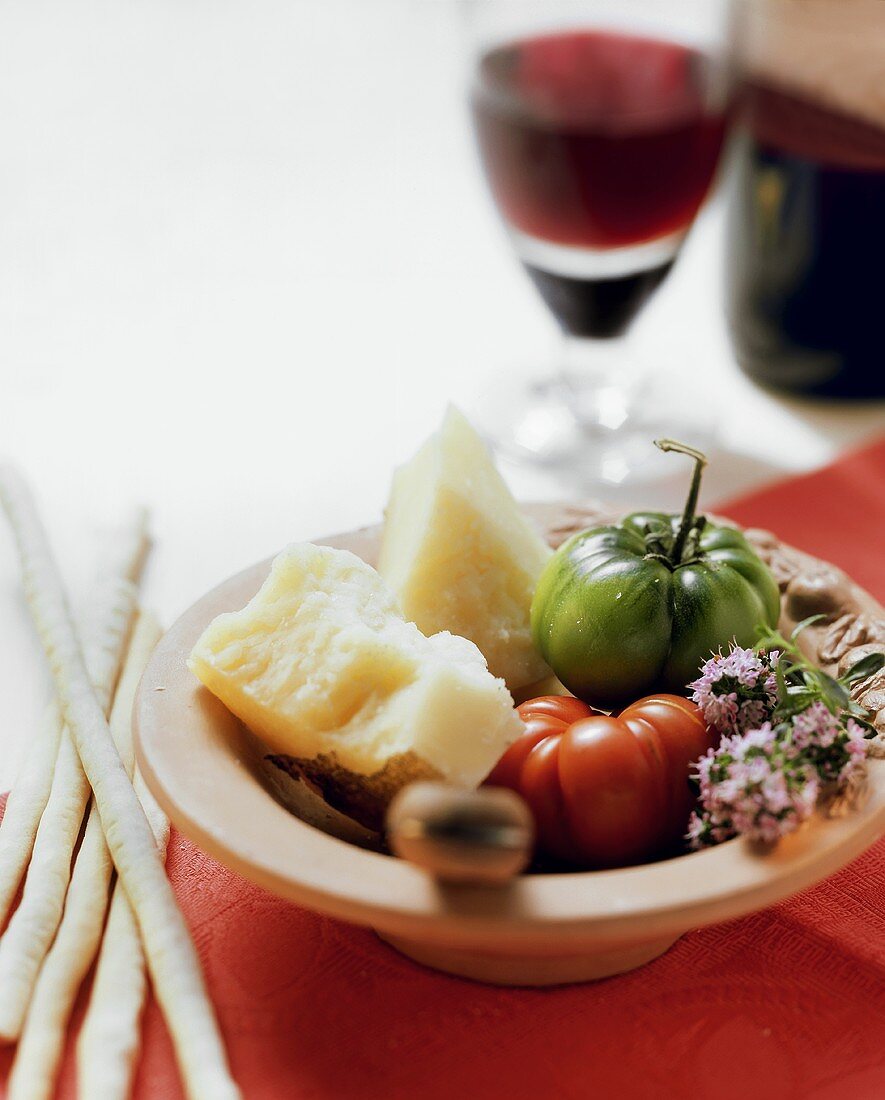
[560,333,632,433]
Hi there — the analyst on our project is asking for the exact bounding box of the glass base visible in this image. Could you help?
[482,371,716,491]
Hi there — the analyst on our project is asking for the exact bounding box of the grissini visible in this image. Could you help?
[0,512,147,928]
[9,613,162,1100]
[77,762,171,1100]
[0,514,148,1040]
[0,703,63,924]
[0,467,240,1100]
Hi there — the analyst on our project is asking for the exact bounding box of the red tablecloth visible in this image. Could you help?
[3,438,885,1100]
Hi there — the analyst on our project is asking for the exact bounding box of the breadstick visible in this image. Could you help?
[0,514,147,928]
[0,467,240,1100]
[0,733,89,1041]
[0,517,148,1040]
[0,701,63,926]
[9,613,162,1100]
[77,766,171,1100]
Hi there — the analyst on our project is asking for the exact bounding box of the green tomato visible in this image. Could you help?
[531,442,781,705]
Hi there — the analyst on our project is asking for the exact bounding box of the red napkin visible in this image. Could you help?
[2,438,884,1100]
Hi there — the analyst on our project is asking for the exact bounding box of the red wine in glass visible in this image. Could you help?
[472,30,728,338]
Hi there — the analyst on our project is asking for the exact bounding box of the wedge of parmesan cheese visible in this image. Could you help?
[379,406,552,692]
[188,543,523,827]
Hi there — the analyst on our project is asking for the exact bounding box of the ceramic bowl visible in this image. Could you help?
[135,505,885,986]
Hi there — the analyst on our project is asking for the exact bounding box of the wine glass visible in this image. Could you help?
[467,0,735,484]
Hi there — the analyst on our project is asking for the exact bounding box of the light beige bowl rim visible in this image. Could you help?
[135,513,885,952]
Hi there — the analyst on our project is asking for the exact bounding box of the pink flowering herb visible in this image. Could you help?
[687,711,862,847]
[686,624,883,849]
[689,646,780,736]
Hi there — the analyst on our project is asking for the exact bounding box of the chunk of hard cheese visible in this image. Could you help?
[379,406,552,692]
[188,543,524,826]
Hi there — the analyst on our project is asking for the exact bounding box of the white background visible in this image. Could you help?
[1,0,882,789]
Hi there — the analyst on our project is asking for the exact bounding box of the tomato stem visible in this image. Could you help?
[654,439,708,564]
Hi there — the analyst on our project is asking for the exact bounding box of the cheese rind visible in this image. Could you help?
[188,543,523,803]
[379,406,552,691]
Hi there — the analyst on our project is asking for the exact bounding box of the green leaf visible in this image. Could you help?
[775,657,790,701]
[817,672,849,712]
[755,622,791,654]
[842,651,885,686]
[790,614,826,642]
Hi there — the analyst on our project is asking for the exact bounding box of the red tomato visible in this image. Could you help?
[486,694,715,868]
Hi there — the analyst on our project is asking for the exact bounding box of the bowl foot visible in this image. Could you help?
[376,932,679,986]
